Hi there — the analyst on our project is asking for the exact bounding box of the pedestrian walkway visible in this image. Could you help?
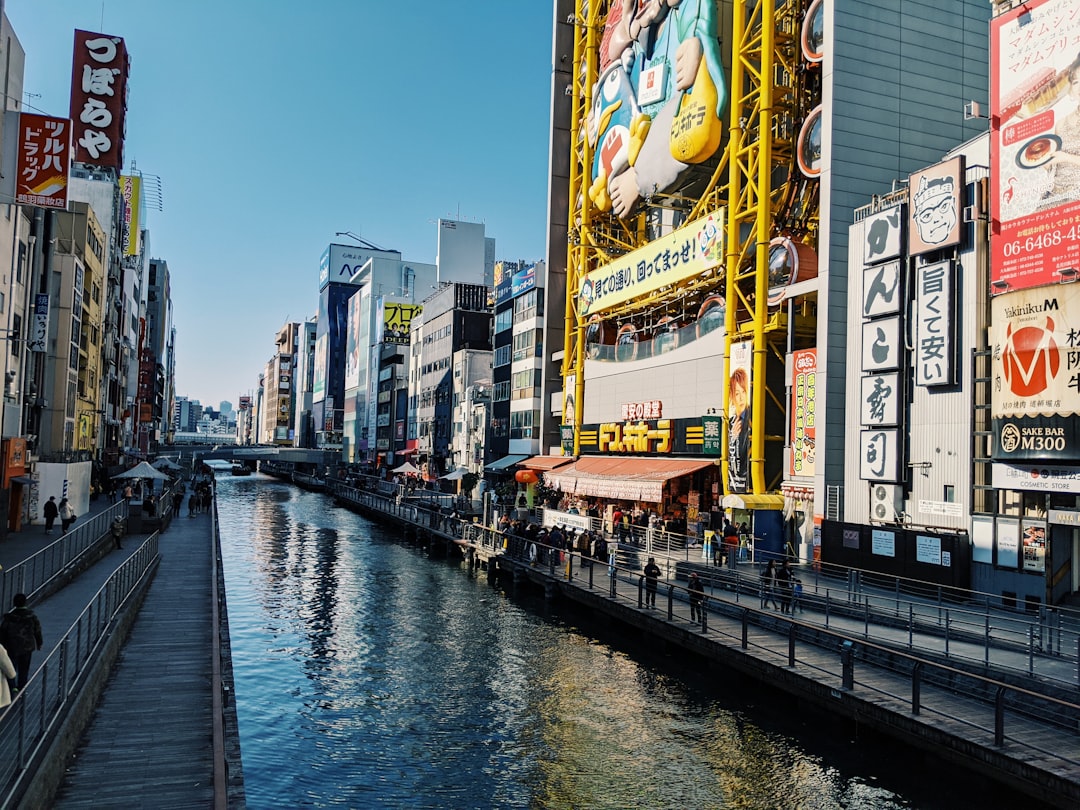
[0,494,134,653]
[51,491,219,808]
[0,490,228,808]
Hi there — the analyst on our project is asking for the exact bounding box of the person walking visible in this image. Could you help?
[0,643,16,707]
[58,498,76,535]
[643,556,662,608]
[688,571,705,623]
[791,573,804,614]
[0,594,43,691]
[42,496,58,535]
[776,560,795,614]
[760,560,779,610]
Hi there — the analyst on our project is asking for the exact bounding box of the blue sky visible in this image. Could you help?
[6,0,554,409]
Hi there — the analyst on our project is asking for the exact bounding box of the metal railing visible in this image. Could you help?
[0,501,128,610]
[0,533,159,807]
[486,532,1080,755]
[335,483,1080,688]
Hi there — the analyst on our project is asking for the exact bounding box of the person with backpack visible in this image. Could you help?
[0,594,43,690]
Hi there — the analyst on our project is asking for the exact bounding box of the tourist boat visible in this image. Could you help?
[231,463,252,476]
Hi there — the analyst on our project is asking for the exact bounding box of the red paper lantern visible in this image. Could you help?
[515,469,538,484]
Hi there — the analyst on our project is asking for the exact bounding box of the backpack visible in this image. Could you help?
[1,610,39,653]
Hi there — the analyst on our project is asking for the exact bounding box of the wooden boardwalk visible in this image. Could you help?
[51,500,220,809]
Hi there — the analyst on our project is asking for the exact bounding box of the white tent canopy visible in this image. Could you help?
[391,461,420,475]
[152,457,182,471]
[440,467,469,481]
[112,461,171,480]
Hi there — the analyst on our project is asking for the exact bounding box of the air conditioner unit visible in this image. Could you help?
[870,483,903,522]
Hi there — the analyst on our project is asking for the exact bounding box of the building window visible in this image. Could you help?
[944,485,955,503]
[494,345,511,367]
[510,409,539,439]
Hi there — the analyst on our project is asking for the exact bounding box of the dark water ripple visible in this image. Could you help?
[217,476,1040,810]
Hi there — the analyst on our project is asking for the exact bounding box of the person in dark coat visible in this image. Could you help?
[643,557,662,608]
[776,560,795,614]
[688,571,705,622]
[42,496,58,535]
[0,594,43,690]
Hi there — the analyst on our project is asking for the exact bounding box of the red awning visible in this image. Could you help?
[543,456,717,503]
[521,455,574,472]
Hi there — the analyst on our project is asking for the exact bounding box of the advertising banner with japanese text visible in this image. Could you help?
[16,114,70,209]
[344,293,362,391]
[382,301,422,346]
[578,209,724,316]
[119,175,141,256]
[789,348,817,477]
[990,283,1080,461]
[69,30,129,172]
[727,340,752,493]
[991,0,1080,292]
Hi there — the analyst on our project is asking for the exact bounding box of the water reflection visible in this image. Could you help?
[218,476,1042,810]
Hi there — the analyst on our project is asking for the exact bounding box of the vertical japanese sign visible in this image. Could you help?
[860,372,901,426]
[861,205,904,265]
[69,30,129,172]
[28,294,49,352]
[16,114,70,209]
[915,261,954,386]
[991,0,1080,292]
[702,414,722,455]
[119,175,141,256]
[726,340,752,493]
[344,294,362,391]
[908,157,964,257]
[789,348,817,477]
[313,334,327,399]
[860,428,900,481]
[990,284,1080,460]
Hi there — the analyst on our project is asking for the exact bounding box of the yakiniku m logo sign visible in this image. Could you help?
[1003,317,1059,397]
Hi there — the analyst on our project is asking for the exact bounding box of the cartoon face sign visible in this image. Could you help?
[579,278,596,316]
[912,182,957,245]
[909,157,964,255]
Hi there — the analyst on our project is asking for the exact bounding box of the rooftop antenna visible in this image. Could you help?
[335,230,389,252]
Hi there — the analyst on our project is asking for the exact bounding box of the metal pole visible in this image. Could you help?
[1028,625,1035,676]
[912,662,922,715]
[945,609,950,657]
[995,687,1006,746]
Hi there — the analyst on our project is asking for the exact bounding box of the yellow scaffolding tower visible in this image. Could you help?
[562,1,812,493]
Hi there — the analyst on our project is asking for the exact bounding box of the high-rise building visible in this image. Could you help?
[414,283,492,477]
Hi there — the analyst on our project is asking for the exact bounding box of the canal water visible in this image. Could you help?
[217,475,1041,810]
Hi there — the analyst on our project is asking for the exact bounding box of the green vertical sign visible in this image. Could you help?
[702,416,722,455]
